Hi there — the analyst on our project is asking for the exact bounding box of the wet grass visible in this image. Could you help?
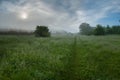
[0,35,120,80]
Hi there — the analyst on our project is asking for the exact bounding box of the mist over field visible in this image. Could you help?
[0,0,120,80]
[0,0,120,32]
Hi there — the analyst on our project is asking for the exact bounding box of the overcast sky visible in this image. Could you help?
[0,0,120,32]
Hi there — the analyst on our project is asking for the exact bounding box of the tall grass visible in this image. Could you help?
[0,35,120,80]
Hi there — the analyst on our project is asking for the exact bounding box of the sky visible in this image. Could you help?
[0,0,120,33]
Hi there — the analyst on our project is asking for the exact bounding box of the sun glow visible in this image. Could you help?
[20,12,28,19]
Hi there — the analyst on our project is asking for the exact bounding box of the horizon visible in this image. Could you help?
[0,0,120,33]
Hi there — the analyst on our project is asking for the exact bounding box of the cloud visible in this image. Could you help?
[0,0,120,33]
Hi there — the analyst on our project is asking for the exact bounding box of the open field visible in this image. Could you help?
[0,35,120,80]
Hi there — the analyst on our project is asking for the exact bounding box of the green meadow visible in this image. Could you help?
[0,35,120,80]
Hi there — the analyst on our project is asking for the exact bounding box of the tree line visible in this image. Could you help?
[79,23,120,35]
[0,23,120,37]
[0,26,51,37]
[0,29,33,35]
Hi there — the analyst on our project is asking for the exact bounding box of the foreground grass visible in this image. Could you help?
[0,35,120,80]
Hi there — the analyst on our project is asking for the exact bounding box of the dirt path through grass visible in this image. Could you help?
[64,37,80,80]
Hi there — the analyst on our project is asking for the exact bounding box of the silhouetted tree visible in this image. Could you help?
[35,26,50,37]
[94,24,105,35]
[79,23,93,35]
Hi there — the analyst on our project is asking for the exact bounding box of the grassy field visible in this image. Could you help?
[0,35,120,80]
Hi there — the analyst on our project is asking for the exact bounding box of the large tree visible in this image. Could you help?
[35,26,50,37]
[94,24,105,35]
[79,23,93,35]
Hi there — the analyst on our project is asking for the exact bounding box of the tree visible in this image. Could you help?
[34,25,50,37]
[79,23,93,35]
[111,25,120,34]
[105,25,112,34]
[94,24,105,35]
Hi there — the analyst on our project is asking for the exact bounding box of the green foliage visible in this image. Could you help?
[105,25,112,34]
[34,25,50,37]
[79,23,94,35]
[94,24,105,35]
[79,23,120,36]
[111,25,120,34]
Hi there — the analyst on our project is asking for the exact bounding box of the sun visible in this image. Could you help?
[20,12,28,19]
